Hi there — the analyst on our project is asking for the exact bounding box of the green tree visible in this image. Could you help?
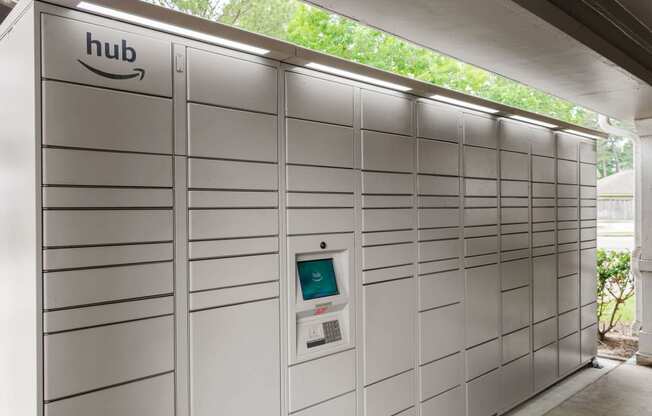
[596,249,635,340]
[145,0,600,128]
[597,136,633,179]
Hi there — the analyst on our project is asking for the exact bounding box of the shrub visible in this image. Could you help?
[596,249,634,340]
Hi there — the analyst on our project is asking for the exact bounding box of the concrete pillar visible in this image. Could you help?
[636,118,652,365]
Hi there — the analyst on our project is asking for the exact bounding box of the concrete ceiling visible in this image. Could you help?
[307,0,652,122]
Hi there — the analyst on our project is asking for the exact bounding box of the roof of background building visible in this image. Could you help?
[598,169,634,197]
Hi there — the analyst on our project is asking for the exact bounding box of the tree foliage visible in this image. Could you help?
[596,249,635,340]
[146,0,601,127]
[597,136,633,179]
[147,0,635,177]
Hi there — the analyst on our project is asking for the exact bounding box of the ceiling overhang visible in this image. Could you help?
[307,0,652,122]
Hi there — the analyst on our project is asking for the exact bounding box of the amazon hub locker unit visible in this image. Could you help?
[0,2,599,416]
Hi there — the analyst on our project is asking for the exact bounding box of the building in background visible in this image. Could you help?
[598,169,634,251]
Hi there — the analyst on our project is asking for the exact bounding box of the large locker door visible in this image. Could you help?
[533,255,556,322]
[465,264,499,347]
[191,299,280,416]
[363,278,416,385]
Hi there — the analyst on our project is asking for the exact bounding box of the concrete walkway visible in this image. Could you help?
[505,358,652,416]
[543,358,652,416]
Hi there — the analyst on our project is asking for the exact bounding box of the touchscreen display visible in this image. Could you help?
[297,258,339,300]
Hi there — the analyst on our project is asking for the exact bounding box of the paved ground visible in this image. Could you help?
[505,358,634,416]
[543,359,652,416]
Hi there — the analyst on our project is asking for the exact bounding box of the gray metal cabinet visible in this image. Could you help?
[501,258,530,290]
[417,101,460,143]
[466,339,499,380]
[287,165,355,193]
[45,262,173,309]
[188,103,277,162]
[421,386,465,416]
[420,303,464,362]
[43,81,173,154]
[362,131,415,173]
[364,370,415,416]
[558,250,579,277]
[558,275,579,313]
[45,316,174,400]
[190,253,278,292]
[580,141,597,164]
[286,118,354,168]
[190,209,278,240]
[502,328,530,364]
[580,163,597,186]
[465,265,500,347]
[43,148,172,188]
[419,270,464,310]
[581,303,598,328]
[189,158,278,190]
[534,342,557,391]
[293,392,355,416]
[533,255,556,322]
[190,299,280,416]
[419,139,459,175]
[502,287,530,334]
[362,89,412,135]
[502,354,532,409]
[364,278,416,384]
[557,160,578,184]
[187,48,277,114]
[557,133,580,161]
[533,318,557,351]
[286,71,354,125]
[559,333,581,375]
[44,210,172,247]
[464,147,497,178]
[466,369,501,416]
[45,373,174,416]
[558,309,579,338]
[580,249,597,305]
[290,350,356,412]
[464,113,498,149]
[530,129,555,157]
[531,156,555,183]
[500,121,532,153]
[581,326,598,362]
[420,353,463,401]
[501,151,529,180]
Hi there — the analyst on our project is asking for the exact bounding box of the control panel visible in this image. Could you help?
[288,234,355,364]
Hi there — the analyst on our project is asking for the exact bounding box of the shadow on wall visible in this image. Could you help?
[0,5,11,24]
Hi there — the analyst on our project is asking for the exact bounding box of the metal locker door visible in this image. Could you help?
[465,264,499,347]
[417,101,460,143]
[533,255,556,322]
[190,299,280,416]
[364,278,416,385]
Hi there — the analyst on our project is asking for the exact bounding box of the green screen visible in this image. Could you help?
[297,258,339,300]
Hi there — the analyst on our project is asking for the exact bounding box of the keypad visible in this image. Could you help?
[322,320,342,343]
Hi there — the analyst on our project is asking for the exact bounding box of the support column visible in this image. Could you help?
[635,118,652,365]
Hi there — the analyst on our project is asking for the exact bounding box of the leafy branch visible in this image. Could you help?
[596,249,635,340]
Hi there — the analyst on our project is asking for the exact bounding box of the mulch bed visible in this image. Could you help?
[598,331,639,361]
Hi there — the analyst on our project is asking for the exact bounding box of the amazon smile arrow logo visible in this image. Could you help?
[78,59,146,80]
[79,32,145,81]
